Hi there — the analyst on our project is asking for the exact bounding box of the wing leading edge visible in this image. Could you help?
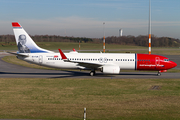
[58,49,103,69]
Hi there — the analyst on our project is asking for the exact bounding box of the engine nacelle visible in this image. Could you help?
[101,66,120,74]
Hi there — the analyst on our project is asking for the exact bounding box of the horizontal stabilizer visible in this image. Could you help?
[7,51,29,57]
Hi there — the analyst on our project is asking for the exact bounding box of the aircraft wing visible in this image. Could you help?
[74,61,102,69]
[58,49,103,69]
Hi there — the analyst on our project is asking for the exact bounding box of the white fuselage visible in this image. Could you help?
[19,52,136,70]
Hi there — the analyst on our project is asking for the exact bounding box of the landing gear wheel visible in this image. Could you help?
[90,71,95,76]
[157,72,161,76]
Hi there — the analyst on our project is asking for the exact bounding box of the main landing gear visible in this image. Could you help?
[90,71,95,76]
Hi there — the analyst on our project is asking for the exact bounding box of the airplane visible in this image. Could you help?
[10,22,177,76]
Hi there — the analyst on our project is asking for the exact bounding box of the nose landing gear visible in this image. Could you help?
[157,70,167,76]
[90,71,95,76]
[157,72,161,76]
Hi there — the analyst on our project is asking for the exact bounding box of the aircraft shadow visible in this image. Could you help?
[119,73,157,76]
[0,71,89,78]
[0,71,157,78]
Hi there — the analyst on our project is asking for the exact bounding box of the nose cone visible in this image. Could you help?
[171,61,177,68]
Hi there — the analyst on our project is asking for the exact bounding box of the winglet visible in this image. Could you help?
[73,48,76,51]
[69,48,78,53]
[58,49,68,61]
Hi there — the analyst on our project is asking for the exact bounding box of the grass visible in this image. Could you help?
[0,78,180,120]
[0,42,17,50]
[1,42,180,55]
[0,42,146,51]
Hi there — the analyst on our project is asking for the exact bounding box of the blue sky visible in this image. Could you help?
[0,0,180,38]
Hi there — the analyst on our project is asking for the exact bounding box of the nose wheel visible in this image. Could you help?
[157,71,161,76]
[90,71,95,76]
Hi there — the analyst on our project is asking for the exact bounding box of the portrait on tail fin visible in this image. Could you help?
[17,34,30,53]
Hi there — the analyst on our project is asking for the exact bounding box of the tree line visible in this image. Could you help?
[0,35,179,47]
[104,35,180,47]
[0,35,93,43]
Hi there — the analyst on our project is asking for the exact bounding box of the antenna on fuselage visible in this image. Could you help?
[148,0,151,54]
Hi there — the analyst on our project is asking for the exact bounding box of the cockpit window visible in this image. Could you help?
[164,59,169,62]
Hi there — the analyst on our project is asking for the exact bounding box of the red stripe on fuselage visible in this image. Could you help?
[136,54,176,71]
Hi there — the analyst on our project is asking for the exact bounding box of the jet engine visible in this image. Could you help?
[101,66,120,74]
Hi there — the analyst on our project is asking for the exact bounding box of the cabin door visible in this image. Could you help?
[39,55,43,64]
[155,57,160,65]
